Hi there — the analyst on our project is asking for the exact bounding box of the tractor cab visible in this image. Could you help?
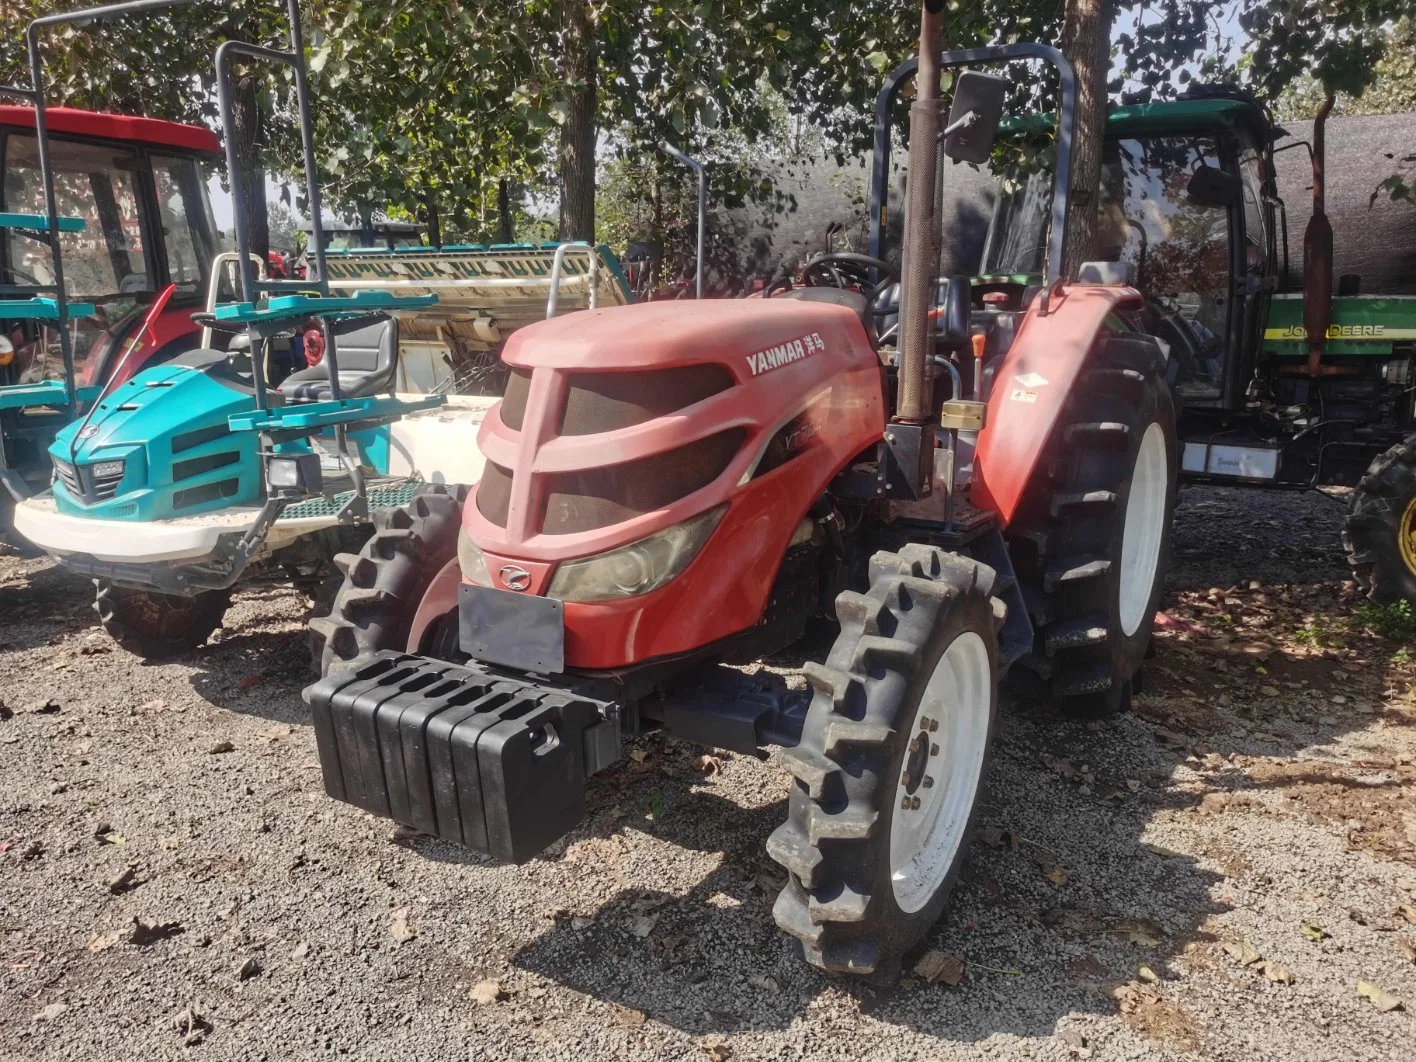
[0,106,226,394]
[979,90,1280,410]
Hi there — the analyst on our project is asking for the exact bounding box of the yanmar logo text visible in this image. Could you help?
[746,332,826,377]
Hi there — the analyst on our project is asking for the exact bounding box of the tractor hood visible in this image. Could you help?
[1263,295,1416,357]
[49,355,262,521]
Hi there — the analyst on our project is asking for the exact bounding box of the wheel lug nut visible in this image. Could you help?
[919,718,929,731]
[901,795,912,810]
[930,743,940,756]
[910,796,921,810]
[922,776,934,788]
[927,719,939,733]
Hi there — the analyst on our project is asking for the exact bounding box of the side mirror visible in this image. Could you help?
[943,71,1008,164]
[1187,164,1242,208]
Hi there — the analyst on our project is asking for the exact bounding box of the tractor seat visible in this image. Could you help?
[278,313,399,403]
[781,287,877,343]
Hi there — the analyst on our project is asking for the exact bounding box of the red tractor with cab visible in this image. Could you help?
[307,3,1179,979]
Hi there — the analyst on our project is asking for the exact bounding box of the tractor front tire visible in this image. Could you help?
[94,581,231,660]
[1344,434,1416,605]
[767,545,1004,980]
[311,484,468,677]
[1007,336,1177,718]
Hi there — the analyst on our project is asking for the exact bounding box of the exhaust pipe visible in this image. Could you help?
[896,0,946,424]
[1302,95,1336,377]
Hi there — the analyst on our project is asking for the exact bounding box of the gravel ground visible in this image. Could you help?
[2,484,1414,1062]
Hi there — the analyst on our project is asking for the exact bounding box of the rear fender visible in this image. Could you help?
[973,284,1143,527]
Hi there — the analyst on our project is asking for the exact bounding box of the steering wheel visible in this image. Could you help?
[1,264,43,287]
[801,252,900,300]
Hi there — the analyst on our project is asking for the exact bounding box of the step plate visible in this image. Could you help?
[306,652,615,863]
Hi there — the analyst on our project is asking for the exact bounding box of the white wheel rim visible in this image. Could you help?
[889,630,992,915]
[1119,421,1168,638]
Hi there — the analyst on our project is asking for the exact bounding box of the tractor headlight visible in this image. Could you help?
[91,460,125,479]
[457,529,493,586]
[547,505,727,604]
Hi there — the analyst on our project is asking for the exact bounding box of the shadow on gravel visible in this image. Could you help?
[187,628,318,724]
[0,556,95,652]
[506,486,1386,1047]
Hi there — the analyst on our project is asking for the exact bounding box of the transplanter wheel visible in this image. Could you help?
[766,544,1005,980]
[1344,433,1416,606]
[94,581,231,660]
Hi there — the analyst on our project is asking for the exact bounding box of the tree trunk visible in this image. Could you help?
[425,195,442,248]
[1060,0,1114,279]
[557,2,597,242]
[498,179,514,243]
[230,73,268,262]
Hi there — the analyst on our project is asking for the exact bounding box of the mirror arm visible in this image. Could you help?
[939,109,979,141]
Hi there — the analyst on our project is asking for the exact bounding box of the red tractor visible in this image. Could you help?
[1,105,225,390]
[307,3,1178,979]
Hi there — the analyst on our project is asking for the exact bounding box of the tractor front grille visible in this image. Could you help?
[542,428,745,535]
[53,460,124,503]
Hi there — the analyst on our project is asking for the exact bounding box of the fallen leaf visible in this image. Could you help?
[746,973,780,994]
[96,829,125,847]
[1398,905,1416,927]
[1124,921,1164,948]
[1223,940,1263,967]
[1257,960,1293,984]
[1125,778,1142,792]
[238,676,263,690]
[128,917,183,947]
[31,1002,68,1022]
[1046,866,1069,888]
[614,1005,646,1027]
[469,979,504,1005]
[135,699,166,715]
[1136,964,1159,984]
[1356,980,1404,1012]
[235,956,262,981]
[292,941,310,960]
[1300,922,1328,942]
[628,913,658,939]
[570,916,594,932]
[86,930,123,952]
[208,741,235,755]
[702,1037,732,1062]
[628,749,647,764]
[978,826,1017,850]
[914,950,966,986]
[695,754,724,776]
[1398,939,1416,964]
[169,1006,212,1046]
[106,865,137,894]
[1142,843,1186,860]
[388,907,417,943]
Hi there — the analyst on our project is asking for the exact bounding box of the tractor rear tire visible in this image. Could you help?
[1344,434,1416,605]
[311,484,468,677]
[767,545,1004,980]
[94,581,230,660]
[1007,336,1177,718]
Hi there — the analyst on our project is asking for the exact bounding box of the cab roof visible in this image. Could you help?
[1105,97,1278,141]
[0,105,221,155]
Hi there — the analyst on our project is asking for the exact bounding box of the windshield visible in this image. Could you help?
[980,170,1050,275]
[3,133,150,300]
[151,153,222,295]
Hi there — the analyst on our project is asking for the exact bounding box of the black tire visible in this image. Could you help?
[767,544,1004,980]
[310,484,468,677]
[94,580,230,660]
[1344,434,1416,605]
[1006,336,1177,718]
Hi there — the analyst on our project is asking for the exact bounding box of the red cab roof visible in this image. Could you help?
[0,105,221,155]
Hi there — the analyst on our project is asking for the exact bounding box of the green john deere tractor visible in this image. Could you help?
[876,86,1416,602]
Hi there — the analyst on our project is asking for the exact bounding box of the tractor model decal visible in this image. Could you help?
[1264,324,1416,341]
[745,332,826,377]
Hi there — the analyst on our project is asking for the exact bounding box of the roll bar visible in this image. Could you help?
[867,43,1077,286]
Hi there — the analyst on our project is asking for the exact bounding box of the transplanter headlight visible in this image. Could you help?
[457,529,493,587]
[91,460,125,479]
[547,505,727,604]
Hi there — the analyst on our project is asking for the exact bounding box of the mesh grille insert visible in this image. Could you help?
[558,365,735,436]
[476,462,513,528]
[498,368,533,431]
[542,428,745,535]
